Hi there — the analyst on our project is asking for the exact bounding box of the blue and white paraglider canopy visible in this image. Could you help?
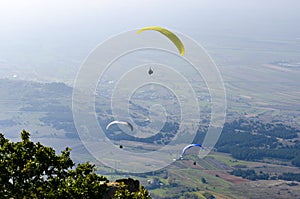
[180,144,202,159]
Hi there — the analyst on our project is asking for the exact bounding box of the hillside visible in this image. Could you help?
[0,78,300,198]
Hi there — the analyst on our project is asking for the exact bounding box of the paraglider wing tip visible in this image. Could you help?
[136,29,142,34]
[128,123,134,131]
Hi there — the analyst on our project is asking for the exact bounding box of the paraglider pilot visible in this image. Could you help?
[148,67,153,75]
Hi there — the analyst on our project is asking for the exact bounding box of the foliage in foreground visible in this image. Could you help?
[0,130,151,198]
[113,183,151,199]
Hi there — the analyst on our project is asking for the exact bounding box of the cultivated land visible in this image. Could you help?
[100,151,300,199]
[0,38,300,198]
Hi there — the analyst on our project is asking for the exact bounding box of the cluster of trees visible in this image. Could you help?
[222,119,298,139]
[202,192,216,199]
[278,173,300,182]
[216,131,277,152]
[195,118,300,167]
[17,81,77,139]
[218,145,300,168]
[39,108,77,138]
[230,147,300,162]
[229,169,269,180]
[261,123,299,139]
[291,156,300,167]
[230,169,300,182]
[0,130,151,198]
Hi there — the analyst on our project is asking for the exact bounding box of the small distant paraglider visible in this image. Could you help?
[148,67,153,75]
[180,143,203,159]
[106,121,133,149]
[178,144,203,166]
[106,121,134,131]
[137,26,185,75]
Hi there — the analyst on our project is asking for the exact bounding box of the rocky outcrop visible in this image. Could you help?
[103,178,140,199]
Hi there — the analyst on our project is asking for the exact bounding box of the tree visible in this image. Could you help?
[201,177,207,184]
[202,192,215,199]
[0,130,151,198]
[113,183,151,199]
[292,156,300,167]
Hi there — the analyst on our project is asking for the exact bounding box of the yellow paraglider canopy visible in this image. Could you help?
[137,26,185,56]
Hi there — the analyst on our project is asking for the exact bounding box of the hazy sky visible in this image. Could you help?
[1,0,299,38]
[0,0,299,82]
